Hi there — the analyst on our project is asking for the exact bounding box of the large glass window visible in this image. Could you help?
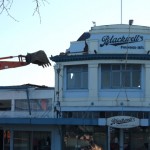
[4,130,10,150]
[13,131,51,150]
[67,65,88,89]
[15,99,52,111]
[13,131,30,150]
[63,126,106,150]
[101,64,141,89]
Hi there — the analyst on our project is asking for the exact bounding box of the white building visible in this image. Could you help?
[0,84,61,150]
[51,24,150,150]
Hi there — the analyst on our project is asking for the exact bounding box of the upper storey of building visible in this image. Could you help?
[51,24,150,62]
[50,24,150,108]
[0,84,54,119]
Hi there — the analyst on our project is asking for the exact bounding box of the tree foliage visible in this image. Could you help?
[0,0,48,22]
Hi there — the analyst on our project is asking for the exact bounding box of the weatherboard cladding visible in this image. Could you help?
[50,54,150,62]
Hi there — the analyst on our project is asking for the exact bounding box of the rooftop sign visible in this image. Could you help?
[90,33,149,53]
[107,116,139,128]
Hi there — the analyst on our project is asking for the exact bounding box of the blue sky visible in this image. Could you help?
[0,0,150,87]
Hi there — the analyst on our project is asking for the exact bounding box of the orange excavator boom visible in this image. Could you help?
[0,61,28,70]
[0,50,51,70]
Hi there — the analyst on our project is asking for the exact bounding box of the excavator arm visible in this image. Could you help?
[0,50,50,70]
[0,61,28,70]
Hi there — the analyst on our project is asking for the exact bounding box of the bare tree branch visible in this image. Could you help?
[0,0,49,22]
[0,0,18,21]
[33,0,49,23]
[33,0,41,23]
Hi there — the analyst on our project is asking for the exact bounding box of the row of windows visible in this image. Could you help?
[62,111,149,119]
[0,99,52,111]
[66,64,141,89]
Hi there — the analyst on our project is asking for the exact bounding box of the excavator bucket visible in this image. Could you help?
[25,50,51,67]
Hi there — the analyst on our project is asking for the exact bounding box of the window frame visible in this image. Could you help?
[101,64,141,89]
[66,64,88,90]
[15,99,52,111]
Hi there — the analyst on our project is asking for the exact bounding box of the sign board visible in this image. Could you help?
[107,116,139,128]
[89,33,150,53]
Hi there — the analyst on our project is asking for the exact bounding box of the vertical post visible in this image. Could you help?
[119,129,124,150]
[56,66,61,118]
[149,112,150,127]
[26,88,31,116]
[10,129,14,150]
[121,0,122,24]
[107,126,110,150]
[11,99,15,111]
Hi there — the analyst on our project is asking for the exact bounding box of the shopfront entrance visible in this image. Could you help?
[109,127,150,150]
[107,115,150,150]
[0,130,51,150]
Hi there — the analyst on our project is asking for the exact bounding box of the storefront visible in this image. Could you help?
[3,130,51,150]
[61,119,150,150]
[108,127,150,150]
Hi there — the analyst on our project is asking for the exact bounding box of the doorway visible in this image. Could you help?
[110,127,150,150]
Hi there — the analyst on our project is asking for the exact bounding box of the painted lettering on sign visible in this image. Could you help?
[110,117,135,125]
[100,35,143,47]
[107,116,139,128]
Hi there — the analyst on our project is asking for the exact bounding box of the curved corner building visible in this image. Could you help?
[51,24,150,150]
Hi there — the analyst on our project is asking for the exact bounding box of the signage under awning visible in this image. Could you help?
[107,116,139,128]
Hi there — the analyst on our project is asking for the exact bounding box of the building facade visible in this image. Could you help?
[51,24,150,150]
[0,84,61,150]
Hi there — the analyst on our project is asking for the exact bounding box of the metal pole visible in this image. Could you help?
[26,88,31,116]
[108,126,110,150]
[119,129,124,150]
[10,129,14,150]
[121,0,122,24]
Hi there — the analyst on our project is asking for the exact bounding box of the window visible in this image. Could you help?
[13,131,51,150]
[101,64,141,89]
[15,99,52,111]
[67,65,88,89]
[0,100,11,111]
[63,126,106,150]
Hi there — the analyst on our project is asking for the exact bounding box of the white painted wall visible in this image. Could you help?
[55,24,150,108]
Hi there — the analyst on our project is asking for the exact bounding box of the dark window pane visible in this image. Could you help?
[122,71,130,87]
[112,64,120,70]
[67,65,88,89]
[0,100,11,111]
[112,72,120,88]
[132,71,141,88]
[122,64,131,70]
[101,64,110,71]
[101,71,110,88]
[82,72,88,88]
[132,64,141,70]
